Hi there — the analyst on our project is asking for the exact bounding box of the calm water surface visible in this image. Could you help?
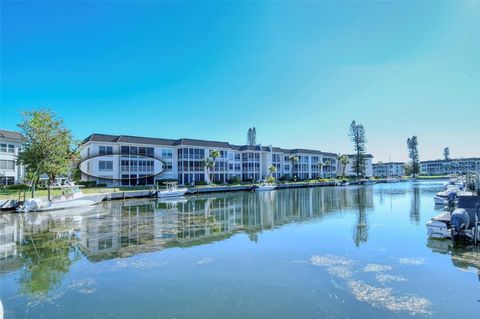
[0,181,479,318]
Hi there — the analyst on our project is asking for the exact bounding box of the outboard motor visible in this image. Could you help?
[450,196,480,241]
[447,191,457,207]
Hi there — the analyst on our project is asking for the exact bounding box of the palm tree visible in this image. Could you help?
[317,162,324,179]
[289,155,298,179]
[204,158,215,184]
[324,160,331,178]
[268,165,277,181]
[339,155,349,178]
[208,150,220,184]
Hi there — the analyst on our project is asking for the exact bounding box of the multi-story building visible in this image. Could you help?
[0,130,24,185]
[337,154,374,178]
[372,162,405,177]
[420,158,480,176]
[80,134,339,186]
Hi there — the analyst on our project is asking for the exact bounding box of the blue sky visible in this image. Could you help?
[1,1,479,162]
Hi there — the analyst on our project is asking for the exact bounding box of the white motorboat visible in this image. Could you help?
[433,195,449,205]
[386,177,399,183]
[427,195,480,242]
[18,182,106,213]
[157,182,188,198]
[360,179,376,185]
[255,183,277,191]
[426,211,451,239]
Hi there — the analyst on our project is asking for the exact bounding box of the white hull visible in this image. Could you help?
[256,185,277,191]
[433,195,447,205]
[157,188,188,198]
[21,193,106,213]
[426,220,450,239]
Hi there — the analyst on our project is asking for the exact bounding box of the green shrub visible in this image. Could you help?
[195,180,208,186]
[3,184,30,190]
[78,181,97,187]
[227,176,241,184]
[96,183,108,188]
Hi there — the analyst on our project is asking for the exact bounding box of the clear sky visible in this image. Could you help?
[1,1,479,162]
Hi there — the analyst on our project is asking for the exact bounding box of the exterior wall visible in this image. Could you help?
[0,136,24,185]
[372,162,405,177]
[79,135,341,185]
[338,155,373,178]
[420,158,480,176]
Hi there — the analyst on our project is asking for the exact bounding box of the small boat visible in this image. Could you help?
[426,195,480,242]
[254,183,277,191]
[157,182,188,198]
[360,179,376,185]
[17,182,106,213]
[426,211,451,239]
[386,177,399,183]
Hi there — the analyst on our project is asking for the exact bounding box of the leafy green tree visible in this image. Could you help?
[349,121,367,179]
[17,109,77,197]
[339,155,350,177]
[406,136,420,177]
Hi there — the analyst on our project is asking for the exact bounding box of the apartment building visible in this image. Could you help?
[372,162,405,177]
[0,130,24,185]
[420,158,480,176]
[337,154,374,178]
[80,134,339,186]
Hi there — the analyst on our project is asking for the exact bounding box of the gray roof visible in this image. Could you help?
[346,154,374,159]
[174,138,232,148]
[373,162,404,166]
[420,158,480,164]
[0,129,23,141]
[83,133,338,156]
[83,134,175,146]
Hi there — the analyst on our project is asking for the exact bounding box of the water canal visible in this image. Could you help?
[0,181,478,318]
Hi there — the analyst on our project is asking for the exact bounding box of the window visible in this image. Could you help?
[0,160,14,170]
[164,161,173,170]
[121,146,129,155]
[162,148,173,158]
[146,147,154,157]
[235,154,241,161]
[0,144,6,153]
[99,161,113,170]
[7,145,15,153]
[99,146,113,155]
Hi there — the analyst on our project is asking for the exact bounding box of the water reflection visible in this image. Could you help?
[352,188,371,247]
[410,186,421,224]
[427,239,480,284]
[1,187,374,283]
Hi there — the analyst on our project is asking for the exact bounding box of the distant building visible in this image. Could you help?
[420,158,480,176]
[80,133,339,186]
[0,129,24,185]
[372,162,405,177]
[338,154,374,178]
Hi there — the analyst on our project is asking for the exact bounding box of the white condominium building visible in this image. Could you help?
[372,162,405,177]
[420,158,480,176]
[79,134,339,186]
[0,130,24,185]
[337,154,374,178]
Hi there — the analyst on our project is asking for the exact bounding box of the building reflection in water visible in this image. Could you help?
[0,187,374,293]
